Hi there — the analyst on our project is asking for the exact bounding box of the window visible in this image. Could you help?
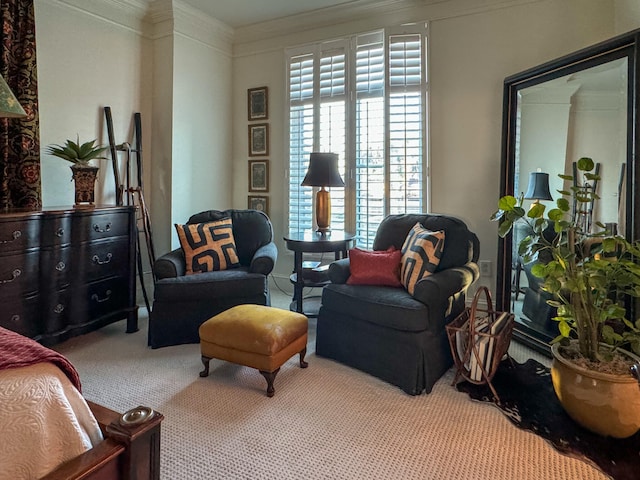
[287,26,427,247]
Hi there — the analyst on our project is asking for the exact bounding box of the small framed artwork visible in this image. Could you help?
[248,159,269,192]
[248,86,268,121]
[248,195,269,216]
[248,123,269,157]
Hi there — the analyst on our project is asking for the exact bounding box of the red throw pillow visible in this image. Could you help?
[346,247,403,287]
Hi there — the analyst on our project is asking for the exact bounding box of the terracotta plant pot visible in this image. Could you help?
[550,342,640,438]
[70,165,99,205]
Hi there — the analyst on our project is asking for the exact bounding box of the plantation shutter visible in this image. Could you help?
[288,53,315,232]
[355,32,385,248]
[286,27,426,242]
[319,46,347,232]
[387,33,424,216]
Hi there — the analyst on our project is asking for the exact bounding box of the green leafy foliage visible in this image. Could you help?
[45,136,107,165]
[491,158,640,363]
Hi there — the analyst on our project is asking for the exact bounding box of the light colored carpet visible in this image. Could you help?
[54,294,608,480]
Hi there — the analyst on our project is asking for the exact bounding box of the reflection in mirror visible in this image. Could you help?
[499,39,636,355]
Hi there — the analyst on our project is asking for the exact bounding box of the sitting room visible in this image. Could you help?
[0,0,639,478]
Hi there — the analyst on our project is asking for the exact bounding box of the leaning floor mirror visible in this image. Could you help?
[496,29,640,356]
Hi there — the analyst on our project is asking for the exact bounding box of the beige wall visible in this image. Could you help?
[167,32,233,251]
[616,0,640,33]
[36,0,152,208]
[36,0,234,257]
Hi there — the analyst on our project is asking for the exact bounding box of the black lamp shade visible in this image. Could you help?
[301,153,345,188]
[524,172,552,201]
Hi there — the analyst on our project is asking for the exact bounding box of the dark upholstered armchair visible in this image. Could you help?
[316,214,480,395]
[148,209,277,348]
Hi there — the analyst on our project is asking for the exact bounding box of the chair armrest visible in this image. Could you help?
[328,258,351,284]
[154,248,186,279]
[250,242,277,275]
[411,263,480,307]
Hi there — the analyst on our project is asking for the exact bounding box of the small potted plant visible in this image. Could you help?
[492,157,640,438]
[46,136,107,205]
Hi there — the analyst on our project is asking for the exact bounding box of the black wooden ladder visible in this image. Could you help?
[104,107,156,314]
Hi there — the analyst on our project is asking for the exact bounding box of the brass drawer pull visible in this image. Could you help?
[92,253,113,265]
[54,304,65,314]
[93,222,112,233]
[56,261,66,271]
[0,269,21,284]
[55,228,64,237]
[1,230,21,244]
[91,290,112,303]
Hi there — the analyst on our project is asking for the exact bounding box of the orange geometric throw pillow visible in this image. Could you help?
[400,223,445,295]
[175,218,240,275]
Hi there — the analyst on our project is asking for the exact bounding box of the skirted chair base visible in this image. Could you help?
[315,213,480,396]
[149,268,270,348]
[317,284,465,395]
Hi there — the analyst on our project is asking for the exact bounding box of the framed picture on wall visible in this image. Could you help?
[248,195,269,216]
[248,86,268,121]
[248,123,269,156]
[248,160,269,192]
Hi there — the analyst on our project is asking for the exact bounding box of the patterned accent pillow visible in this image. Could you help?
[175,218,240,275]
[400,222,445,295]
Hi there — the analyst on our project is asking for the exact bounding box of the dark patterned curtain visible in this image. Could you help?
[0,0,39,209]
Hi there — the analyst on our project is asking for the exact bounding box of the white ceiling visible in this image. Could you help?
[180,0,382,28]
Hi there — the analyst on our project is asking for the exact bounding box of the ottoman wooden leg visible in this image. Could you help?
[259,368,280,397]
[299,347,309,368]
[199,356,211,377]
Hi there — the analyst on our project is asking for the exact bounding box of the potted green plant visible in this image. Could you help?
[492,157,640,438]
[46,136,107,205]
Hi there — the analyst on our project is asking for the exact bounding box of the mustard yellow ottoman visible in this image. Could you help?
[198,304,308,397]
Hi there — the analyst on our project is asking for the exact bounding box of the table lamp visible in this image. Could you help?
[301,152,344,232]
[524,171,552,205]
[0,74,26,118]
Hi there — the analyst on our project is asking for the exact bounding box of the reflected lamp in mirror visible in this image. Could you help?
[524,171,552,204]
[0,74,26,118]
[301,152,345,233]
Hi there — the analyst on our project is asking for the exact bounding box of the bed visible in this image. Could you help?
[0,327,163,480]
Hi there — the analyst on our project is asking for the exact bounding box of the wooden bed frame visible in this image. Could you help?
[42,401,163,480]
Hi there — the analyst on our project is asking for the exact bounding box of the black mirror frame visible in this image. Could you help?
[496,30,640,356]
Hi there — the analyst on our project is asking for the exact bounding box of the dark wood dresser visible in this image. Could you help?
[0,206,138,346]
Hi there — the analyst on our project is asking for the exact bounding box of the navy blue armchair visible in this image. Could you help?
[316,214,479,394]
[148,209,277,348]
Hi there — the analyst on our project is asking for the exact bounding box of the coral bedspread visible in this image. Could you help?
[0,327,103,479]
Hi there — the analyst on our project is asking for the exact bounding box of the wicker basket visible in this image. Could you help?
[446,286,514,401]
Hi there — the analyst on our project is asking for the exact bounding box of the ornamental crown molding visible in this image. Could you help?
[148,0,233,53]
[232,0,542,50]
[53,0,233,51]
[53,0,150,34]
[233,0,430,44]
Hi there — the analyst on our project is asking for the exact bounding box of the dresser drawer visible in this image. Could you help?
[71,277,129,323]
[40,245,72,289]
[74,210,131,243]
[0,250,40,298]
[79,238,130,282]
[0,217,40,254]
[0,295,42,338]
[43,288,71,334]
[41,213,72,247]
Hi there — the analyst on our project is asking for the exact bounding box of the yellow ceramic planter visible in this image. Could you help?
[551,342,640,438]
